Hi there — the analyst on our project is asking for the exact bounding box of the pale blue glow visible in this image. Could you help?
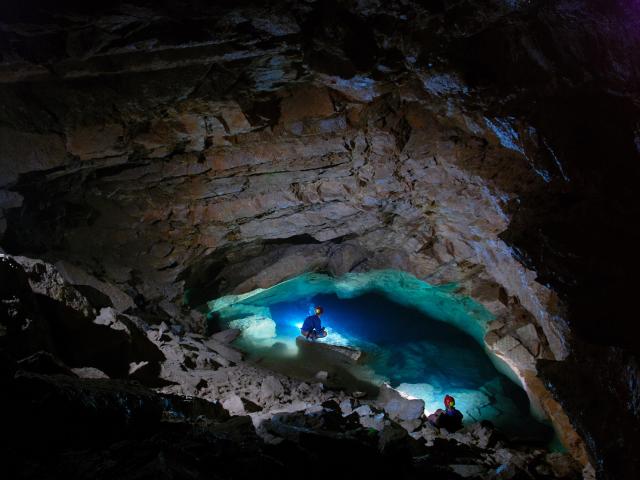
[207,270,552,440]
[208,270,494,344]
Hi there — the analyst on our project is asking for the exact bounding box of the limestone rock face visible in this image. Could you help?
[0,254,164,380]
[0,1,638,478]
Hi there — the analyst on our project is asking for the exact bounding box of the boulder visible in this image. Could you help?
[260,375,285,401]
[54,260,135,312]
[89,308,166,378]
[222,394,246,415]
[399,418,423,433]
[411,422,439,445]
[377,383,425,422]
[204,338,243,364]
[468,421,499,449]
[378,422,427,456]
[295,336,362,363]
[339,398,354,416]
[0,256,164,379]
[493,335,521,354]
[515,323,541,357]
[509,344,537,371]
[360,412,386,431]
[450,465,487,478]
[17,351,77,377]
[210,328,241,344]
[11,255,93,317]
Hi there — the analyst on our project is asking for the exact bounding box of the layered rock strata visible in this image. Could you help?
[1,1,639,477]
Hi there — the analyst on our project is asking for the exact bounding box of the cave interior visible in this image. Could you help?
[1,1,639,479]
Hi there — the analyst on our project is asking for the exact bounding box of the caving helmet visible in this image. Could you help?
[314,306,324,315]
[444,395,455,409]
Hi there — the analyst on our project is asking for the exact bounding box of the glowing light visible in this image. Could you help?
[205,270,553,439]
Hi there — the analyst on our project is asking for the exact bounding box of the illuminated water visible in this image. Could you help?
[207,270,555,443]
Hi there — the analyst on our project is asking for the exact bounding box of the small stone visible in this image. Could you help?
[315,370,329,381]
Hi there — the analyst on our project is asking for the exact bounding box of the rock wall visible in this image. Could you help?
[1,1,639,478]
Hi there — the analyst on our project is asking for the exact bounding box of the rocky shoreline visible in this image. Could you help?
[1,252,588,479]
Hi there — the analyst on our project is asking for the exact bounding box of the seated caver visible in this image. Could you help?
[428,395,464,432]
[301,306,327,340]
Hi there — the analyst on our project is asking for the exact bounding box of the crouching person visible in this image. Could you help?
[428,395,463,432]
[301,306,327,340]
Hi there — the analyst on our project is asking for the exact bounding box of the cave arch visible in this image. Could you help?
[206,269,554,440]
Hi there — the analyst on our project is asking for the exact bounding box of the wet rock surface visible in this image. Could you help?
[0,1,639,478]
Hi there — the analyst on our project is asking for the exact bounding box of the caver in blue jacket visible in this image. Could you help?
[301,306,327,340]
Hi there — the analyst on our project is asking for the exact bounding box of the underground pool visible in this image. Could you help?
[207,270,555,444]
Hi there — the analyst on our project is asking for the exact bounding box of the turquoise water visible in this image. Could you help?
[207,270,554,443]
